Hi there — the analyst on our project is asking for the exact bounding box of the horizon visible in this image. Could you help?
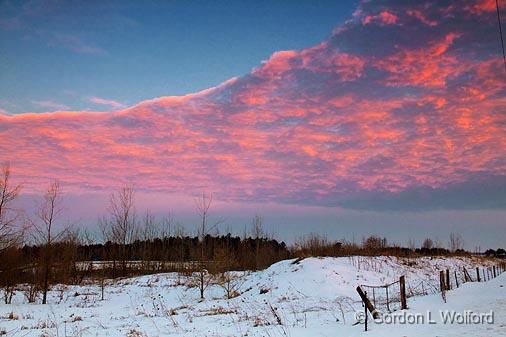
[1,0,505,250]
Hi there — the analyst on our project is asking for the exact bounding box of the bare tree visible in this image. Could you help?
[421,238,434,250]
[0,163,23,252]
[159,213,174,238]
[194,192,220,299]
[251,214,264,270]
[174,222,186,264]
[32,181,66,304]
[109,186,137,246]
[362,235,387,252]
[196,192,212,244]
[0,164,25,303]
[140,209,158,271]
[407,238,416,251]
[100,186,137,274]
[141,209,158,241]
[449,232,464,252]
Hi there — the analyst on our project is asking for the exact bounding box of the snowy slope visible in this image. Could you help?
[0,256,503,336]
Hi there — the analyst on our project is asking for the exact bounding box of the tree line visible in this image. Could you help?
[1,163,504,304]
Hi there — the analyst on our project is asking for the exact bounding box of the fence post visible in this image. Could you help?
[446,269,451,290]
[399,276,407,310]
[385,286,390,312]
[440,270,445,291]
[476,267,481,282]
[364,291,368,332]
[372,288,376,307]
[463,267,469,282]
[356,286,379,319]
[454,270,459,288]
[439,271,446,302]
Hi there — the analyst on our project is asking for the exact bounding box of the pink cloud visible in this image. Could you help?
[374,33,463,88]
[362,11,398,25]
[1,0,504,209]
[89,96,126,109]
[466,0,496,14]
[407,10,438,26]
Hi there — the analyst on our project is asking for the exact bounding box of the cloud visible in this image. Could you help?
[1,0,505,211]
[362,11,398,25]
[338,174,506,211]
[374,32,463,88]
[45,31,106,55]
[0,2,107,55]
[31,100,69,111]
[89,96,126,110]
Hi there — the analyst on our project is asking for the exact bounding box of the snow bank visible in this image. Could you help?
[0,256,502,336]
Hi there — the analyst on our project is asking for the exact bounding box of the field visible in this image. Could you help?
[1,256,504,337]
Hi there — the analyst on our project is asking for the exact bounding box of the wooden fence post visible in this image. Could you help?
[365,293,368,332]
[463,267,469,282]
[400,276,407,310]
[446,269,451,290]
[372,288,376,307]
[476,267,481,282]
[385,286,390,312]
[439,271,446,302]
[356,286,379,319]
[454,270,459,288]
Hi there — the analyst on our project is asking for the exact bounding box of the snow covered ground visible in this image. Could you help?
[1,256,503,336]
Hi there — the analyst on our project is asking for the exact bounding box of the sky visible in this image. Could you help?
[1,0,505,249]
[0,0,357,114]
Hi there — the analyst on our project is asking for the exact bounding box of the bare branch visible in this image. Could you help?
[0,163,23,251]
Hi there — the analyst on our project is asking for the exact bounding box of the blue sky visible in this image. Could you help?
[0,0,357,114]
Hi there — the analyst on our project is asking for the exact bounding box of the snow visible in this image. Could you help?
[1,256,504,336]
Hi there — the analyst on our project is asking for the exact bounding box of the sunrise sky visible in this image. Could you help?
[0,0,505,248]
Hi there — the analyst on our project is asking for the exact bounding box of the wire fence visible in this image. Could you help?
[360,280,401,312]
[359,261,506,314]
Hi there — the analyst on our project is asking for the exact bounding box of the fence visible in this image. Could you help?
[356,261,506,331]
[360,277,406,312]
[438,262,506,302]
